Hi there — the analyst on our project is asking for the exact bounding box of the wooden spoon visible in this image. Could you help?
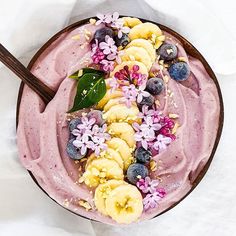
[0,43,55,104]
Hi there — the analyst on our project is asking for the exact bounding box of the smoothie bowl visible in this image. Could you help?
[16,13,223,225]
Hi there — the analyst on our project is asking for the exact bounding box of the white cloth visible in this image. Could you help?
[0,0,236,235]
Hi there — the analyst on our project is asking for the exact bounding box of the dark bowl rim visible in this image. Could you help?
[16,16,224,223]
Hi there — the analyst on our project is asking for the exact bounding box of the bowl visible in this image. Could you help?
[16,16,224,222]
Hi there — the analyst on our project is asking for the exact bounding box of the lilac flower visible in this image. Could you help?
[142,116,162,131]
[137,177,160,194]
[107,77,119,93]
[153,134,172,152]
[76,116,96,131]
[157,188,167,198]
[73,134,92,155]
[99,36,117,55]
[110,12,123,28]
[91,124,111,142]
[138,105,150,119]
[92,139,108,156]
[143,192,162,210]
[133,125,155,150]
[121,85,137,107]
[136,89,150,103]
[100,59,114,72]
[117,25,130,38]
[96,13,112,25]
[71,116,110,156]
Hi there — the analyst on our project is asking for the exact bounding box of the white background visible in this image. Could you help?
[0,0,236,235]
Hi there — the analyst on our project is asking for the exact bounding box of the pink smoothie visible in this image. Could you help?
[17,23,220,224]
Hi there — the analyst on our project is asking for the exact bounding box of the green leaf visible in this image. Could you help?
[68,72,106,113]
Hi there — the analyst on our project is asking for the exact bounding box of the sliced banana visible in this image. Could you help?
[108,122,135,148]
[110,61,148,78]
[106,137,134,170]
[129,22,162,41]
[126,39,156,62]
[86,149,124,170]
[105,184,143,224]
[94,180,126,216]
[83,158,124,187]
[103,98,122,112]
[123,17,142,28]
[97,89,123,109]
[103,104,140,124]
[121,46,153,70]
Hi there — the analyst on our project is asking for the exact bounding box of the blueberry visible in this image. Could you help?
[87,110,105,126]
[127,163,149,185]
[115,33,130,47]
[146,77,164,95]
[157,43,178,61]
[66,139,85,160]
[94,27,115,43]
[168,62,190,81]
[69,118,82,132]
[138,94,154,107]
[135,147,152,164]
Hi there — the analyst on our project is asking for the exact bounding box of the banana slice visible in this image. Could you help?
[97,89,123,109]
[126,39,156,62]
[108,122,135,148]
[105,184,143,224]
[94,180,126,216]
[110,61,148,78]
[106,137,134,170]
[103,104,140,124]
[123,17,142,28]
[129,22,162,41]
[121,46,153,70]
[83,158,124,187]
[86,149,124,170]
[103,98,122,112]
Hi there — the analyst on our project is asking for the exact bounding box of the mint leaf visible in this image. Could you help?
[68,71,106,113]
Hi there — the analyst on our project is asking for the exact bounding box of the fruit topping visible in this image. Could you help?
[127,163,149,184]
[146,77,164,95]
[157,43,178,61]
[66,139,86,160]
[137,93,154,107]
[105,184,143,224]
[135,147,152,164]
[69,118,82,132]
[168,62,190,81]
[114,33,130,47]
[94,27,115,43]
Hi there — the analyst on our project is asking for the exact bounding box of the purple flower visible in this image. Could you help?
[142,116,162,131]
[121,85,137,107]
[96,13,112,25]
[133,123,155,150]
[76,116,96,131]
[99,36,117,55]
[87,124,111,156]
[153,134,172,152]
[137,177,160,193]
[107,77,119,93]
[117,26,130,38]
[70,116,110,156]
[143,192,162,210]
[136,89,150,103]
[92,139,108,156]
[100,59,114,72]
[73,134,92,155]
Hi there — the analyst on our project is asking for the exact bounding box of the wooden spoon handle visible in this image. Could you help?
[0,43,55,104]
